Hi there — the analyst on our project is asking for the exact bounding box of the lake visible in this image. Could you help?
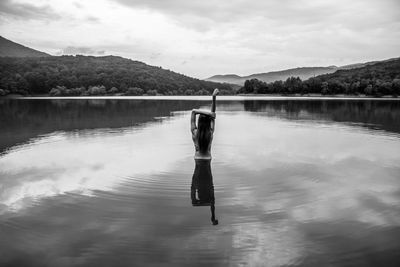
[1,97,400,266]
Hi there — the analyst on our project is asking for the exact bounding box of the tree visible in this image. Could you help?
[0,56,235,96]
[243,80,253,93]
[364,84,373,95]
[108,87,119,95]
[147,89,158,96]
[184,89,194,95]
[321,82,329,95]
[88,85,106,95]
[49,86,66,96]
[126,87,144,96]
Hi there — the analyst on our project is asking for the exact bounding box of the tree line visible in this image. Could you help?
[0,55,234,96]
[239,58,400,97]
[1,55,399,97]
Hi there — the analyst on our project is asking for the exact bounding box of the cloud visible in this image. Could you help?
[0,0,60,20]
[86,15,100,23]
[1,0,399,77]
[149,52,161,60]
[73,2,83,9]
[111,0,400,34]
[59,46,106,55]
[109,0,285,31]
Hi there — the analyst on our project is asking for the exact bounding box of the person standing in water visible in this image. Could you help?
[191,88,219,160]
[190,88,219,225]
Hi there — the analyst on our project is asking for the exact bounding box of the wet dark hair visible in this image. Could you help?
[197,114,212,153]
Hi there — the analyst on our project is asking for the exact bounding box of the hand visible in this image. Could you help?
[212,88,219,96]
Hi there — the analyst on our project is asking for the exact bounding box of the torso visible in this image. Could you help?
[192,129,213,160]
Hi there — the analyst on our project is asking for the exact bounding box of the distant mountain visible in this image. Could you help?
[339,63,369,70]
[206,59,400,85]
[338,58,400,70]
[238,57,400,96]
[313,57,400,82]
[0,36,50,57]
[205,74,242,84]
[206,66,339,85]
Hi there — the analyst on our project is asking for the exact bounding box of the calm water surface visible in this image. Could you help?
[1,98,400,266]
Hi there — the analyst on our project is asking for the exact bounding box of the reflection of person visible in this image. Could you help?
[191,159,218,225]
[190,89,219,225]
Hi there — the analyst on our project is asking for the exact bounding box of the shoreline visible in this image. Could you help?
[2,94,399,101]
[237,93,398,99]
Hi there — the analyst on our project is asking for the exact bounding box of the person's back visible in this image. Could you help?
[192,114,213,159]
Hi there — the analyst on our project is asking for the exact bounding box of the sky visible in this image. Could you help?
[0,0,399,78]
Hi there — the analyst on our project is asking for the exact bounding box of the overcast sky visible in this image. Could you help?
[1,0,399,78]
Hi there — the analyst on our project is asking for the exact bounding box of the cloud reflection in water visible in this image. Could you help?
[1,102,400,266]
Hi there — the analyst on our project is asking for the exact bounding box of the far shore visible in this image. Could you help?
[1,93,399,101]
[237,93,398,99]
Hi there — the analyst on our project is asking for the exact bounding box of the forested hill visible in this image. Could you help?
[206,59,393,86]
[0,55,234,96]
[0,36,50,57]
[239,57,400,96]
[313,57,400,82]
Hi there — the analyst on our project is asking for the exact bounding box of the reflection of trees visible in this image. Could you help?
[2,99,399,154]
[0,99,201,153]
[243,100,400,133]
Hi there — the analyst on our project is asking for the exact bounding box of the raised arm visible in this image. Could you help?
[211,88,219,113]
[210,89,219,132]
[193,109,215,118]
[191,109,197,134]
[191,109,215,134]
[191,89,219,133]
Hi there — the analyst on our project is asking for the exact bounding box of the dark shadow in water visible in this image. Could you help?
[243,100,400,134]
[191,159,218,225]
[0,99,204,154]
